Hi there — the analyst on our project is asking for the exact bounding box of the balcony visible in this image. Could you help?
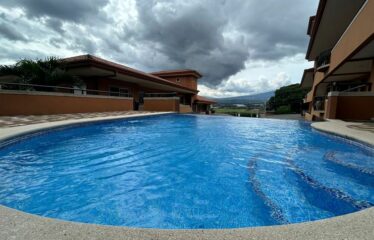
[325,91,374,120]
[0,82,132,98]
[0,83,134,116]
[144,92,177,98]
[313,96,326,112]
[316,49,331,72]
[328,1,374,74]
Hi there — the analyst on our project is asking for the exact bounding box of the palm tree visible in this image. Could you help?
[0,57,82,91]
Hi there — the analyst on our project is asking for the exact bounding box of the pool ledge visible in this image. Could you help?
[311,120,374,147]
[1,206,373,240]
[0,114,373,240]
[0,112,173,143]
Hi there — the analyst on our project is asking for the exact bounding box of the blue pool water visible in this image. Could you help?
[0,114,373,229]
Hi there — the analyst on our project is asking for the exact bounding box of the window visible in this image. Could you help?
[176,78,180,83]
[109,86,130,97]
[74,84,87,95]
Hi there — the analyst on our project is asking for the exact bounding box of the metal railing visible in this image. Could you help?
[0,82,132,98]
[341,84,368,92]
[316,49,331,69]
[313,96,326,111]
[144,92,177,98]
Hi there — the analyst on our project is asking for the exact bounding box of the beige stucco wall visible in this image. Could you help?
[325,96,338,119]
[335,96,374,120]
[0,91,133,116]
[325,92,374,120]
[143,97,180,112]
[328,1,374,76]
[159,76,198,90]
[179,104,193,113]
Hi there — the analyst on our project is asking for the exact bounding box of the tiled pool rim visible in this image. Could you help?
[0,113,373,240]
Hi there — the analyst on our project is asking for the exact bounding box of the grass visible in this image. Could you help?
[214,108,260,117]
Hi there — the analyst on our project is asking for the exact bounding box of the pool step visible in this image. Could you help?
[292,149,374,204]
[287,151,373,210]
[324,151,374,176]
[248,156,288,224]
[248,153,334,224]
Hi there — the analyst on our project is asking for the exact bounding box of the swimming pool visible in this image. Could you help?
[0,114,373,229]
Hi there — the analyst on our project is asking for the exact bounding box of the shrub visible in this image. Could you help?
[0,57,82,90]
[275,105,291,114]
[266,83,307,113]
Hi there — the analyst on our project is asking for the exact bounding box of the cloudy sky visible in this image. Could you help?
[0,0,318,97]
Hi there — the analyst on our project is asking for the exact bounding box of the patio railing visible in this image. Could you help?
[0,82,132,98]
[316,49,331,71]
[144,92,177,98]
[313,96,326,111]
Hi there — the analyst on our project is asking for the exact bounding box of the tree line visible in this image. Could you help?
[266,84,308,114]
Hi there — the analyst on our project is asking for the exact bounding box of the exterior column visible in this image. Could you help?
[369,62,374,92]
[325,93,338,119]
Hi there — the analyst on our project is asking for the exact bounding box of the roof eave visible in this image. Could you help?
[151,70,202,79]
[63,55,198,94]
[307,16,316,36]
[305,0,327,61]
[300,68,314,89]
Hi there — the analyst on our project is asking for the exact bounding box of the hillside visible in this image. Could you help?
[211,91,274,105]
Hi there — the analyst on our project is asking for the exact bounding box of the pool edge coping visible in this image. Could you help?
[0,112,174,144]
[0,113,373,240]
[311,120,374,148]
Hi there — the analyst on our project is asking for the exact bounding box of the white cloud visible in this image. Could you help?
[0,0,318,97]
[198,54,313,97]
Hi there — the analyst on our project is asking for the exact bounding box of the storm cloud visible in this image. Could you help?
[2,0,108,22]
[0,0,318,95]
[0,22,27,41]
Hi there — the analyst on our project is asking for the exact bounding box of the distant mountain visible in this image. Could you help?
[211,91,274,105]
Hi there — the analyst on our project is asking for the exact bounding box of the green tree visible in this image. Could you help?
[0,57,82,91]
[266,84,308,114]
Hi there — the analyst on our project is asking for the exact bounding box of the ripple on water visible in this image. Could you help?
[0,115,373,228]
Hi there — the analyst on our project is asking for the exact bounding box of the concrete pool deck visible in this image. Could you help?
[0,111,154,128]
[0,112,373,240]
[312,120,374,147]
